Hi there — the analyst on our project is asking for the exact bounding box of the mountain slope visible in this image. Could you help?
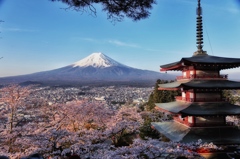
[0,52,175,86]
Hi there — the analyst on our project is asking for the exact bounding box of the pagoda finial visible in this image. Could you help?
[194,0,207,56]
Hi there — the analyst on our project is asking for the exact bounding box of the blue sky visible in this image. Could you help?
[0,0,240,77]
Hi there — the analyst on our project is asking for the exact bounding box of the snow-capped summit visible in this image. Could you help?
[72,52,125,68]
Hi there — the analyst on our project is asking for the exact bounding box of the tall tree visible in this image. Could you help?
[51,0,156,22]
[147,79,180,110]
[0,84,32,153]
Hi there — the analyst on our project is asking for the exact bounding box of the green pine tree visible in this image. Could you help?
[146,79,180,110]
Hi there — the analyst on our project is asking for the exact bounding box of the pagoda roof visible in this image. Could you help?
[156,101,240,116]
[158,79,240,89]
[152,121,240,144]
[160,55,240,71]
[151,121,190,142]
[155,101,189,114]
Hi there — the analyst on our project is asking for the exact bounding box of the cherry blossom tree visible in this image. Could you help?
[19,100,114,158]
[0,84,32,153]
[0,90,220,158]
[105,106,143,146]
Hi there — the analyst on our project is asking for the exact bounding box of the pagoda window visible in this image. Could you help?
[182,92,186,101]
[190,92,194,101]
[188,116,193,123]
[183,72,187,78]
[190,70,194,78]
[179,115,184,121]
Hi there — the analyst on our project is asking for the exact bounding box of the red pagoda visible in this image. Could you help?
[152,0,240,144]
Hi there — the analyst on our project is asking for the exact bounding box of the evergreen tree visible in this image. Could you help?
[51,0,156,22]
[146,79,180,110]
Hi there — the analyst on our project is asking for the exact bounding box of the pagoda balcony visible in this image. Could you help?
[190,122,234,127]
[175,96,226,102]
[176,74,228,80]
[174,117,234,127]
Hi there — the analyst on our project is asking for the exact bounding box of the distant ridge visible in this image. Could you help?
[0,52,175,86]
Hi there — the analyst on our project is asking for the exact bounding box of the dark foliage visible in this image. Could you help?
[222,90,240,104]
[146,79,180,110]
[51,0,156,22]
[139,115,161,139]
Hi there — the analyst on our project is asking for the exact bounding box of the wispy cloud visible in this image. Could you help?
[203,2,240,15]
[225,7,240,14]
[72,37,102,43]
[74,37,140,48]
[144,48,190,55]
[81,38,99,42]
[4,28,38,32]
[108,40,140,48]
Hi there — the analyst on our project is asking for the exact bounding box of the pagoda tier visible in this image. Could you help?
[155,101,240,116]
[152,121,240,144]
[156,101,240,127]
[160,55,240,71]
[158,79,240,90]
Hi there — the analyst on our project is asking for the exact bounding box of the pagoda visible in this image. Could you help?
[152,0,240,144]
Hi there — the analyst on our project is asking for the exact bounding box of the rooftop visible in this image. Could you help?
[160,55,240,71]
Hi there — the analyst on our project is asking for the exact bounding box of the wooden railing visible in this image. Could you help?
[173,117,234,127]
[176,74,228,80]
[175,96,226,102]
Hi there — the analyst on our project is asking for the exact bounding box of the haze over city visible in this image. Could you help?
[0,0,240,77]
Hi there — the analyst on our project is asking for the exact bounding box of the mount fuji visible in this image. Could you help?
[0,53,175,86]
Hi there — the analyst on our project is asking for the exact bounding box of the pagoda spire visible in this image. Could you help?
[194,0,207,56]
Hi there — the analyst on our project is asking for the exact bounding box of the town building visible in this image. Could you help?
[152,0,240,144]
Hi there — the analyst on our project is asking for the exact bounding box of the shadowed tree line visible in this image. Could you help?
[146,79,180,111]
[138,79,180,140]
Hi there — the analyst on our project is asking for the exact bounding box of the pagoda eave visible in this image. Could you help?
[160,55,240,72]
[183,55,240,65]
[158,80,240,90]
[160,63,183,71]
[155,101,240,115]
[192,63,240,70]
[158,88,179,91]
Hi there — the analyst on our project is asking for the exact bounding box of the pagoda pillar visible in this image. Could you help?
[194,69,197,78]
[192,116,196,127]
[194,89,196,102]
